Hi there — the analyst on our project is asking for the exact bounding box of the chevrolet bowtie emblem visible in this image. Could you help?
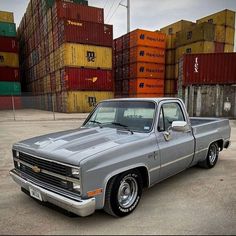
[32,166,41,173]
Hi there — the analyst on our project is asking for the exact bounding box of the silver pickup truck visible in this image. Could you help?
[10,98,231,217]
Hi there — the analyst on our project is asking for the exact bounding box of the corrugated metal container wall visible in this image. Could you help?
[0,96,21,110]
[129,46,165,64]
[176,22,215,47]
[57,19,113,47]
[164,79,177,94]
[56,43,112,69]
[0,22,16,37]
[0,11,14,23]
[166,65,175,79]
[129,93,164,98]
[60,67,113,91]
[196,9,235,28]
[0,52,19,67]
[166,50,175,64]
[0,82,21,95]
[0,67,19,81]
[60,91,114,113]
[53,1,104,24]
[129,29,166,49]
[181,53,236,86]
[125,62,165,78]
[160,20,195,35]
[0,37,18,53]
[165,34,176,49]
[175,41,215,62]
[129,78,164,94]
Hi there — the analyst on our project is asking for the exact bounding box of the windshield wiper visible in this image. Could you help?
[103,122,134,134]
[88,120,102,128]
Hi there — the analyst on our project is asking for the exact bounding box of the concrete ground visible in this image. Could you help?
[0,110,235,235]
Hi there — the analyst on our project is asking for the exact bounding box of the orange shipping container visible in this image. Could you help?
[129,78,164,94]
[129,29,166,49]
[128,62,165,78]
[129,46,165,64]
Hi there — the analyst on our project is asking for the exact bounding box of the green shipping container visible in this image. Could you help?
[0,22,16,37]
[0,82,21,95]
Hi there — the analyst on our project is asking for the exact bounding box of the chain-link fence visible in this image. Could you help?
[0,93,89,121]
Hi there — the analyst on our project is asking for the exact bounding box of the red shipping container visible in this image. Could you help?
[0,37,18,53]
[53,1,104,24]
[0,67,20,82]
[60,67,113,91]
[181,53,236,86]
[57,19,113,47]
[0,96,22,110]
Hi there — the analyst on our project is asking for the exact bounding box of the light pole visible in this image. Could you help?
[120,0,130,33]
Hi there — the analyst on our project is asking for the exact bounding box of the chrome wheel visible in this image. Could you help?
[117,176,138,209]
[209,144,217,164]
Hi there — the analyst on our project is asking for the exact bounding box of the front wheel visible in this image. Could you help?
[198,142,219,169]
[104,170,143,217]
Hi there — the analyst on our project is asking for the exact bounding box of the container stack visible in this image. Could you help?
[160,20,194,97]
[18,0,114,113]
[160,9,235,97]
[114,29,166,98]
[0,11,21,109]
[179,53,236,118]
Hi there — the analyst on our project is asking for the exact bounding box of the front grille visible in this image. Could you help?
[19,152,70,176]
[21,165,73,190]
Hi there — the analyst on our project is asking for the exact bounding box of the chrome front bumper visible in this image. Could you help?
[10,170,96,217]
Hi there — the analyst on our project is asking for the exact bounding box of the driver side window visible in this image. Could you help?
[158,103,185,131]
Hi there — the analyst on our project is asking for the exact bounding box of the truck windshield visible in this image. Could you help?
[83,101,156,133]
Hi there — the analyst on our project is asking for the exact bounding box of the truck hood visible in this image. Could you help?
[13,127,148,166]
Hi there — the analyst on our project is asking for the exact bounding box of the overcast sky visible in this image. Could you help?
[1,0,236,41]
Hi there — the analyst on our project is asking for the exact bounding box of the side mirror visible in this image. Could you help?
[171,121,189,132]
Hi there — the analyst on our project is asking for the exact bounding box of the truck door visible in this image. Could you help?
[156,101,194,180]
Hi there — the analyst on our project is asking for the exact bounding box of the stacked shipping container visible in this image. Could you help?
[160,9,235,97]
[114,29,166,98]
[160,20,194,96]
[18,0,114,113]
[0,10,21,109]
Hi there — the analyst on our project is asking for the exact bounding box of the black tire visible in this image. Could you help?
[104,169,143,217]
[198,142,219,169]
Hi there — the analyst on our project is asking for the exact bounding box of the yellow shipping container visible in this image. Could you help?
[49,51,55,73]
[224,44,234,52]
[57,43,112,69]
[175,63,179,79]
[166,49,176,65]
[166,65,176,79]
[166,34,176,49]
[0,11,14,23]
[48,31,54,54]
[175,41,215,62]
[215,25,235,44]
[55,70,61,92]
[0,52,19,68]
[164,79,177,94]
[196,9,235,28]
[61,91,114,113]
[160,20,195,35]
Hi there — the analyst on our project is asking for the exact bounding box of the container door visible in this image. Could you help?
[156,101,194,180]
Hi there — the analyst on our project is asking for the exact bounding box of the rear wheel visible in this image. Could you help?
[104,170,143,217]
[198,142,219,169]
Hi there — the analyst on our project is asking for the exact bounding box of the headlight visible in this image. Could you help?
[13,150,19,158]
[73,183,81,193]
[71,168,80,179]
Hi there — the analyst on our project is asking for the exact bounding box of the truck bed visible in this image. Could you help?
[189,117,230,164]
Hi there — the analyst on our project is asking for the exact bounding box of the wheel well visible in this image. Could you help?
[215,140,224,151]
[136,166,149,188]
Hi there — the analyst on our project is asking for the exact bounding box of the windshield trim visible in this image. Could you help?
[82,100,158,134]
